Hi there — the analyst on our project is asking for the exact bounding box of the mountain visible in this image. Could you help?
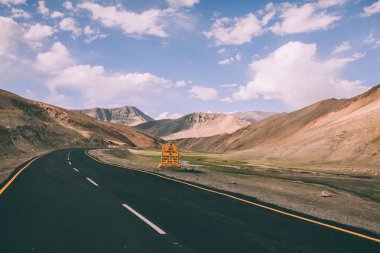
[75,106,154,126]
[177,84,380,165]
[230,111,278,123]
[135,112,253,140]
[0,89,161,159]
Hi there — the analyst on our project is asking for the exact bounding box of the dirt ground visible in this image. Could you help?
[89,148,380,235]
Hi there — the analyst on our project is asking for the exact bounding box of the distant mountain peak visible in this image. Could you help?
[230,111,277,123]
[136,111,275,139]
[75,106,153,126]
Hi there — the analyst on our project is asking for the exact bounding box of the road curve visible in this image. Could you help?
[0,149,379,253]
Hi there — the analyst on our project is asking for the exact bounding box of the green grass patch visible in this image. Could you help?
[181,153,247,167]
[127,149,379,202]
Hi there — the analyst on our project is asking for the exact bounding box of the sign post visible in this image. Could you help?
[159,141,181,168]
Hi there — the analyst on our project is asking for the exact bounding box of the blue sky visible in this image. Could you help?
[0,0,379,119]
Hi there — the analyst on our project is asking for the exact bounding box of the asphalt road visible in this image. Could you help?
[0,149,379,253]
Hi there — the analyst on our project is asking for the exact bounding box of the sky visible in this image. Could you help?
[0,0,379,119]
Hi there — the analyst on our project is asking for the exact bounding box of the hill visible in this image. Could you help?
[0,89,161,159]
[177,84,380,166]
[75,106,154,126]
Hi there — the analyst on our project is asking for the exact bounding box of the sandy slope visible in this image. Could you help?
[163,113,250,139]
[177,84,380,166]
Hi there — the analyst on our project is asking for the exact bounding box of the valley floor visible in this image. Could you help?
[89,148,380,235]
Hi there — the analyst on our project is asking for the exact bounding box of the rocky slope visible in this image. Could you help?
[75,106,153,126]
[0,89,161,159]
[177,84,380,166]
[135,112,253,140]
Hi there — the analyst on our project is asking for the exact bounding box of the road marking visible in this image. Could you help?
[68,162,71,165]
[86,177,99,187]
[122,204,166,235]
[73,168,79,172]
[85,150,380,243]
[0,152,50,196]
[67,158,69,161]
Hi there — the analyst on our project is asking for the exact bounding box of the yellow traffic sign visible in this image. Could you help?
[159,142,181,168]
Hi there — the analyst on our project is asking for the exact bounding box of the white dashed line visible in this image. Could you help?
[73,168,79,172]
[68,162,71,165]
[86,177,99,187]
[122,203,166,235]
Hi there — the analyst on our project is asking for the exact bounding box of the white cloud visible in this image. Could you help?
[0,0,25,5]
[333,41,351,54]
[35,42,74,73]
[155,112,183,120]
[48,65,172,105]
[166,0,199,8]
[235,52,241,61]
[188,85,218,100]
[0,17,54,53]
[0,16,23,55]
[317,0,347,8]
[206,1,344,44]
[59,18,81,38]
[79,2,168,38]
[175,80,191,87]
[361,0,380,17]
[23,23,54,48]
[83,25,107,43]
[220,83,238,88]
[218,52,241,65]
[11,8,31,19]
[27,40,173,107]
[261,3,276,26]
[38,1,49,17]
[364,32,380,48]
[204,13,264,45]
[63,1,74,10]
[352,52,366,59]
[271,3,340,35]
[218,58,233,65]
[226,41,366,108]
[0,52,36,88]
[217,48,226,55]
[51,11,64,19]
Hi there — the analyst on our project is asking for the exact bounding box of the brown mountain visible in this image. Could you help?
[135,112,251,140]
[75,106,154,126]
[0,89,161,159]
[230,111,277,123]
[177,84,380,165]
